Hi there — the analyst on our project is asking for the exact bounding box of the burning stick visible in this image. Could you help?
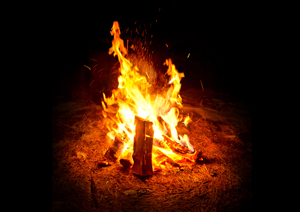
[161,134,193,154]
[104,135,124,162]
[132,116,153,176]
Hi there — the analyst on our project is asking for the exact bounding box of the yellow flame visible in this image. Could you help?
[102,21,195,169]
[183,116,192,127]
[154,146,183,162]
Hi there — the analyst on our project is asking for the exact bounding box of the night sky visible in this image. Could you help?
[55,2,251,103]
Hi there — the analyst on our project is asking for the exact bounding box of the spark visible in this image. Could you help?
[99,70,104,77]
[200,80,204,91]
[183,115,191,127]
[187,53,190,58]
[84,65,91,70]
[89,80,94,86]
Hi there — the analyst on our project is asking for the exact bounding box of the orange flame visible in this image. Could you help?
[102,21,195,169]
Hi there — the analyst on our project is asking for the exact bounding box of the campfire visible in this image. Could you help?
[52,17,252,211]
[101,21,200,175]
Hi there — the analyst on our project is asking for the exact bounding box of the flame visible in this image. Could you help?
[102,21,195,169]
[183,116,192,127]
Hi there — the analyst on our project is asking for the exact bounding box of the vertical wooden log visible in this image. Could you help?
[132,116,153,176]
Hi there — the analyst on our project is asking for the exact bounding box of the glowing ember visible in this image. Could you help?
[102,21,196,170]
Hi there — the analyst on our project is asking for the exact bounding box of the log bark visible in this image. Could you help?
[132,116,153,176]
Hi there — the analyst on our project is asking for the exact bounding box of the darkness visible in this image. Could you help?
[54,2,251,104]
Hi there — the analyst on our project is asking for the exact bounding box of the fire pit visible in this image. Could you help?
[52,21,252,212]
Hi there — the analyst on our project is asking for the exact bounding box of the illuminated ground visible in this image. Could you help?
[52,88,252,212]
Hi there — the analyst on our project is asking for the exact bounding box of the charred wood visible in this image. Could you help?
[120,159,132,169]
[97,161,111,168]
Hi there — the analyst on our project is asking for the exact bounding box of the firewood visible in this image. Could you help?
[155,138,199,164]
[97,161,111,168]
[104,135,124,162]
[120,159,132,169]
[154,154,180,169]
[132,116,153,176]
[161,134,192,154]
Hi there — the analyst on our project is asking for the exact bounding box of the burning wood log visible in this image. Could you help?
[155,136,198,164]
[119,145,133,169]
[161,134,193,154]
[104,134,124,162]
[132,116,153,176]
[153,154,180,169]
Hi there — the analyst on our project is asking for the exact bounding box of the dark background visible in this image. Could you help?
[54,1,251,104]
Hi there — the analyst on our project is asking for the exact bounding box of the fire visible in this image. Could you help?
[102,21,196,170]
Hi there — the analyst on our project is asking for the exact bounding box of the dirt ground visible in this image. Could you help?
[52,29,252,211]
[52,86,252,212]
